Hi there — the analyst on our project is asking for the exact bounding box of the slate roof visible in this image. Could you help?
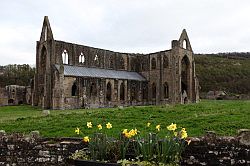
[55,65,146,81]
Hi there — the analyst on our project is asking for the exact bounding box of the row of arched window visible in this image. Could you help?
[62,49,170,71]
[151,56,169,70]
[151,82,169,99]
[62,50,125,69]
[62,50,98,65]
[71,81,169,100]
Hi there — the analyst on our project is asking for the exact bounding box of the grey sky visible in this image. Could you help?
[0,0,250,65]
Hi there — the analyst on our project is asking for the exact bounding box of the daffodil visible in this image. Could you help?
[147,122,151,127]
[124,132,131,138]
[106,122,112,129]
[122,129,128,134]
[156,125,161,131]
[129,129,137,137]
[97,124,102,130]
[167,123,177,131]
[181,128,188,139]
[83,136,90,143]
[75,127,80,135]
[87,122,92,128]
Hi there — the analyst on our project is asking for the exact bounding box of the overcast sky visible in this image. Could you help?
[0,0,250,65]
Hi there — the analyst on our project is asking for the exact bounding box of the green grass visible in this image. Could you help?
[0,100,249,138]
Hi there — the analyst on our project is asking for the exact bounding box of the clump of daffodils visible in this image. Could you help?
[122,128,138,138]
[72,121,190,165]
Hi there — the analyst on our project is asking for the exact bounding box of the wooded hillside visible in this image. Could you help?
[195,53,250,95]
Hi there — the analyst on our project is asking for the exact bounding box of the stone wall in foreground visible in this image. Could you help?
[0,130,249,165]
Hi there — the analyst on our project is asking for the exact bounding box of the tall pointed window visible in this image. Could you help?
[163,56,168,68]
[119,57,125,70]
[94,54,99,66]
[62,49,69,64]
[120,82,125,101]
[44,27,47,41]
[72,82,77,96]
[151,58,156,70]
[164,82,169,98]
[79,52,85,64]
[90,82,97,96]
[183,40,187,49]
[106,82,112,101]
[109,56,114,69]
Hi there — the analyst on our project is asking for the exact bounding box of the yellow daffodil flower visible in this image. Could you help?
[122,129,128,134]
[75,127,80,135]
[181,128,188,139]
[125,132,131,138]
[167,123,177,131]
[87,122,92,128]
[156,125,161,131]
[97,124,102,130]
[106,122,112,129]
[83,136,90,143]
[147,122,151,127]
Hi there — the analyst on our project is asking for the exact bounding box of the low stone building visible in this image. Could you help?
[32,16,199,109]
[0,85,31,106]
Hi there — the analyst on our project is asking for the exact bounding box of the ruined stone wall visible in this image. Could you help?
[0,131,85,166]
[0,130,249,165]
[182,130,250,165]
[0,88,8,106]
[34,17,199,109]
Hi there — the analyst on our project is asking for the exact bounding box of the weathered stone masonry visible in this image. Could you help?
[32,16,199,109]
[0,130,249,165]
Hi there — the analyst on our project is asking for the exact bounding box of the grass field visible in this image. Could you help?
[0,100,249,138]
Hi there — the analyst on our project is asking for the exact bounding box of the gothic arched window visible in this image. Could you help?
[62,49,69,64]
[120,82,125,101]
[79,52,85,64]
[106,82,112,101]
[151,58,156,70]
[163,82,169,98]
[163,56,169,68]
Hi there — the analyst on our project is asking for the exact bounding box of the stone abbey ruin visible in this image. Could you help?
[32,16,199,109]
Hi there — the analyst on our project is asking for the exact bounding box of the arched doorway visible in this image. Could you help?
[106,82,112,102]
[181,55,191,103]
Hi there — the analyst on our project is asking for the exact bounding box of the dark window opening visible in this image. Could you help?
[131,83,136,101]
[109,56,114,69]
[142,84,148,100]
[120,82,125,101]
[151,58,156,70]
[106,82,112,101]
[164,83,169,98]
[90,82,97,96]
[8,99,14,104]
[120,57,125,70]
[72,82,77,96]
[163,56,169,68]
